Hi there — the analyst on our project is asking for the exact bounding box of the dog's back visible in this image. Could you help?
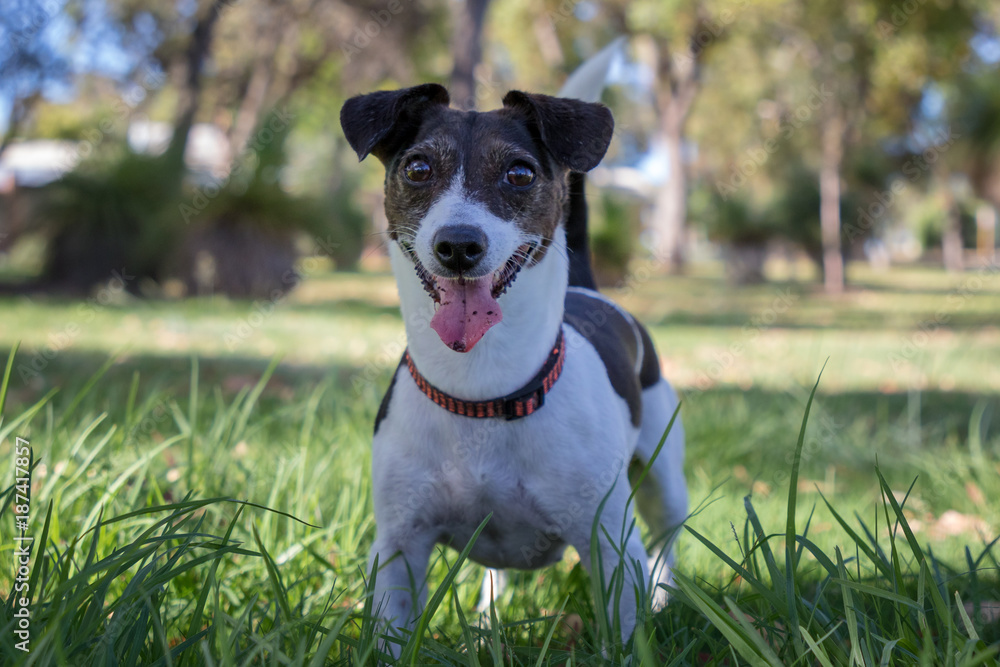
[561,169,688,611]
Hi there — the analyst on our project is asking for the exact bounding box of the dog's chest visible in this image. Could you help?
[373,325,639,569]
[427,431,569,568]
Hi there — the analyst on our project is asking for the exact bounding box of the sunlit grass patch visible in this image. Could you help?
[0,341,997,664]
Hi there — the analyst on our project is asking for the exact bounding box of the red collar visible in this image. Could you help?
[403,330,566,420]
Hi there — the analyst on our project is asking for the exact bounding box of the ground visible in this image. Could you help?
[0,258,998,664]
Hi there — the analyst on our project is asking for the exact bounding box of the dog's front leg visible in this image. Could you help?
[571,511,651,646]
[368,533,435,656]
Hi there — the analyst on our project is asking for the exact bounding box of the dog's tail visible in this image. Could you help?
[566,172,598,290]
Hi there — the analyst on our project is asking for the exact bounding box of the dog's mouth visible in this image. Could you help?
[399,240,537,353]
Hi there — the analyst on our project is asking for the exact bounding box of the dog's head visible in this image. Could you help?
[340,83,613,352]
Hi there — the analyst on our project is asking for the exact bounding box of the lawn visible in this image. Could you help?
[0,259,998,665]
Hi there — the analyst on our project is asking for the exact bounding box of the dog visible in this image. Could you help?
[340,83,688,650]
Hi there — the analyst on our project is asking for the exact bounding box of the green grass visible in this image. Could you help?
[0,261,998,664]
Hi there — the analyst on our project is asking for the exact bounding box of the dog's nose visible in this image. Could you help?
[432,225,488,273]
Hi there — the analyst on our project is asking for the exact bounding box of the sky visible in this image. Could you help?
[0,0,162,134]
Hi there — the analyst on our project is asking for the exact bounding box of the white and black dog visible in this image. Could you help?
[340,83,687,647]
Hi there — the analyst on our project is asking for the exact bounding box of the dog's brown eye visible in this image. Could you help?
[505,163,535,187]
[404,159,432,183]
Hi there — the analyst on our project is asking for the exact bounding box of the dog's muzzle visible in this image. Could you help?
[400,238,537,352]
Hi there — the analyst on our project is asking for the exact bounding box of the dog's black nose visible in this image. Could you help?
[432,225,488,273]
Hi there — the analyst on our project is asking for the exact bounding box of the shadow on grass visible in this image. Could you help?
[4,345,996,455]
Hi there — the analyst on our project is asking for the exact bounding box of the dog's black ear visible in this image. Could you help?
[340,83,450,163]
[501,91,614,172]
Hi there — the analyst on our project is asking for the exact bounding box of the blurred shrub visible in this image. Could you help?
[172,112,365,297]
[695,188,782,247]
[769,165,869,266]
[916,196,979,251]
[589,191,640,287]
[28,109,366,298]
[692,187,781,284]
[173,178,324,298]
[37,150,183,293]
[321,172,367,270]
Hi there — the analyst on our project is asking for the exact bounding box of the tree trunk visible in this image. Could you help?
[0,92,41,162]
[450,0,491,110]
[976,202,996,262]
[166,0,227,172]
[819,105,845,293]
[941,176,964,272]
[228,49,276,162]
[645,30,701,273]
[650,109,687,270]
[227,14,301,163]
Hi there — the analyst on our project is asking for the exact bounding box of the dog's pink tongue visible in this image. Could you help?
[430,277,502,352]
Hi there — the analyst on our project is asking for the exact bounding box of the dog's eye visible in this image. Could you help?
[404,159,432,183]
[505,163,535,188]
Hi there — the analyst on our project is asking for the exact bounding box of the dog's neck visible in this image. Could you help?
[390,228,569,401]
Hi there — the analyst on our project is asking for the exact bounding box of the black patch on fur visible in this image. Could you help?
[501,91,614,172]
[373,358,403,436]
[565,172,596,289]
[563,290,642,427]
[637,319,661,389]
[340,83,450,163]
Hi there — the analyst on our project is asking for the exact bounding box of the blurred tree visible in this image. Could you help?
[781,0,984,289]
[0,0,73,157]
[166,0,228,176]
[451,0,492,109]
[490,0,737,272]
[952,65,1000,217]
[212,0,438,163]
[617,1,722,273]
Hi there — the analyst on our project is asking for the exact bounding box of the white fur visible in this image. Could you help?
[371,178,688,654]
[414,172,522,283]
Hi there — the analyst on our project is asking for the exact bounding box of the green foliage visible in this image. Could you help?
[692,188,781,247]
[952,67,1000,204]
[916,196,980,251]
[590,192,640,285]
[182,109,366,273]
